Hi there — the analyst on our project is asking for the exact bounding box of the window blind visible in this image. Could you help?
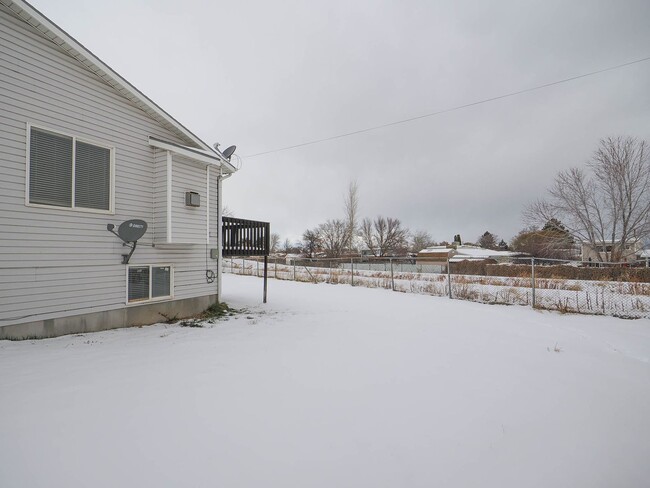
[128,267,150,302]
[29,128,73,207]
[75,141,110,210]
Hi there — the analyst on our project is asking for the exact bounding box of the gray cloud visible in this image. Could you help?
[34,0,650,244]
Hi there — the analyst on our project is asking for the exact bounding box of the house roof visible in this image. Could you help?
[455,246,519,258]
[418,245,527,263]
[149,137,234,169]
[418,246,455,256]
[2,0,236,174]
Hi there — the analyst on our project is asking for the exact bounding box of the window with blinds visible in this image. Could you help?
[152,266,171,298]
[128,266,150,302]
[29,127,112,211]
[128,265,173,303]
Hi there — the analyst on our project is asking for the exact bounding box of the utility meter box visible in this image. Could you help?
[185,191,200,207]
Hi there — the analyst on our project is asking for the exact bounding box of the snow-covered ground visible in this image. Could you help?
[1,274,649,487]
[230,259,650,318]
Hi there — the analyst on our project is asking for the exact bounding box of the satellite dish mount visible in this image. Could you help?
[107,219,148,264]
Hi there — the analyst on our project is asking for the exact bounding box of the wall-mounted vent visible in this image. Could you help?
[185,191,200,207]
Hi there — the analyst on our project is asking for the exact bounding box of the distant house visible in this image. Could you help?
[417,245,526,270]
[416,246,456,264]
[0,0,237,338]
[450,245,526,263]
[415,246,455,272]
[580,240,641,263]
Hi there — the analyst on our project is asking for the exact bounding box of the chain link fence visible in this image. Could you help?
[224,256,650,319]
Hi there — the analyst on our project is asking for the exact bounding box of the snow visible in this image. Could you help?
[1,274,650,487]
[419,245,522,261]
[453,245,520,260]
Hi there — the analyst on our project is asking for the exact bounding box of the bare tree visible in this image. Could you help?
[343,180,359,250]
[282,238,293,254]
[319,219,348,257]
[302,228,321,258]
[410,230,436,253]
[270,233,280,253]
[361,216,409,256]
[526,137,649,262]
[361,218,375,254]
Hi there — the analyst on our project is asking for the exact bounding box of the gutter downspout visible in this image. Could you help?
[216,167,234,302]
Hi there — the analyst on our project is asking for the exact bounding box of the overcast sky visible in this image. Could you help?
[32,0,650,245]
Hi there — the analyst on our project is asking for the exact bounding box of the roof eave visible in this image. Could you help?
[4,0,224,158]
[149,137,237,173]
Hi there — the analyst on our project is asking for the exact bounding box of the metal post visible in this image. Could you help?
[293,259,296,280]
[263,256,268,303]
[242,257,245,275]
[257,260,260,277]
[351,258,354,286]
[329,260,332,283]
[531,258,536,308]
[274,258,277,279]
[390,258,395,291]
[447,258,452,299]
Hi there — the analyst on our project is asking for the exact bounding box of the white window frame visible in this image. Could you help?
[125,264,174,305]
[25,122,116,214]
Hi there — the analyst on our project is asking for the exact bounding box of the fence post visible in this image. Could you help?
[274,258,277,279]
[263,256,268,303]
[257,260,260,277]
[328,260,332,283]
[293,259,296,281]
[390,258,395,291]
[447,258,452,299]
[351,258,354,286]
[242,257,245,275]
[531,258,536,308]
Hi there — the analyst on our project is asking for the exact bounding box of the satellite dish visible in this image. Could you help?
[222,145,236,160]
[117,219,147,243]
[106,219,148,264]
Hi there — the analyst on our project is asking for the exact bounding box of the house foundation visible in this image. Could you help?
[0,294,218,340]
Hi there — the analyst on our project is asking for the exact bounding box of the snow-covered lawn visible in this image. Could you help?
[1,274,649,487]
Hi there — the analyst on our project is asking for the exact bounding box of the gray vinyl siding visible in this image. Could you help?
[153,149,168,243]
[172,154,207,244]
[0,5,221,326]
[209,168,220,243]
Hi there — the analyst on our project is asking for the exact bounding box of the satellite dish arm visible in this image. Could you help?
[122,241,137,265]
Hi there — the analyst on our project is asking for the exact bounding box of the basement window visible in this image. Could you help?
[127,265,173,303]
[28,126,113,212]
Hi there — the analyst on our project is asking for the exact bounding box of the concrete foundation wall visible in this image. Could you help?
[0,294,218,340]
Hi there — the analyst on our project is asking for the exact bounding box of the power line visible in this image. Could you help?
[245,55,650,158]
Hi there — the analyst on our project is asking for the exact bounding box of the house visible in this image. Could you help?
[0,0,237,339]
[416,246,456,264]
[416,245,528,272]
[415,246,456,272]
[449,245,526,263]
[580,240,641,263]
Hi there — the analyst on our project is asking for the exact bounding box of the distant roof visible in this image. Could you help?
[454,246,519,259]
[3,0,236,173]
